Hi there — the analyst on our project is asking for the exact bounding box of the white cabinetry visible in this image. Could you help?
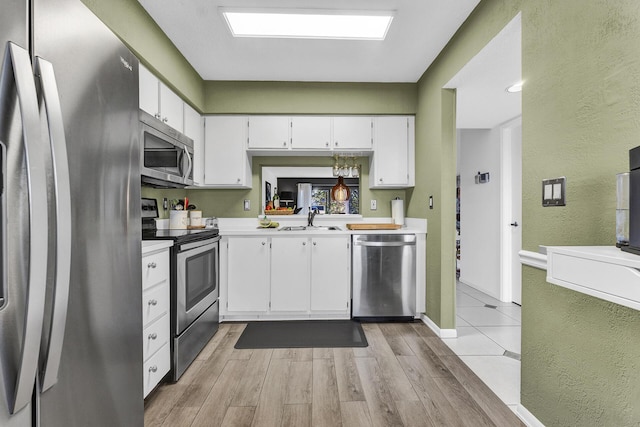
[370,116,415,189]
[271,237,310,311]
[138,64,183,131]
[290,116,332,150]
[332,116,373,151]
[141,244,171,398]
[184,104,204,185]
[227,237,269,312]
[248,116,290,149]
[203,116,252,188]
[222,235,350,320]
[310,236,351,312]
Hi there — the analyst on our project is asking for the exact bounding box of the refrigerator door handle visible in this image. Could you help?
[34,57,71,393]
[0,42,49,414]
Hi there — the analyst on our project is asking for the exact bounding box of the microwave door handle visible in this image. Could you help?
[34,57,71,393]
[183,146,192,181]
[0,42,49,414]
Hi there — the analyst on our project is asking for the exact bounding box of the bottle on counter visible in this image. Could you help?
[273,188,280,209]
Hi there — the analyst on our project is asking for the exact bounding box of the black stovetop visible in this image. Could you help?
[142,227,219,244]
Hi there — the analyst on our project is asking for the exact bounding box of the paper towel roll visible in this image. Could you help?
[392,198,405,225]
[170,210,188,229]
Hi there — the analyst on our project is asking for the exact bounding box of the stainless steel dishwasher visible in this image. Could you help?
[352,234,416,320]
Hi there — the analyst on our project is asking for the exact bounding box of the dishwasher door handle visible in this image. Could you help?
[353,241,416,247]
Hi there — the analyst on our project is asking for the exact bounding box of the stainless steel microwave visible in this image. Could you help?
[140,110,194,187]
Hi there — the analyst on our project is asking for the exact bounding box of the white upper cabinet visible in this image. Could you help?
[159,84,184,131]
[290,116,331,150]
[370,116,415,189]
[203,116,252,188]
[248,116,290,149]
[139,64,160,118]
[183,104,203,185]
[332,116,373,151]
[138,63,183,131]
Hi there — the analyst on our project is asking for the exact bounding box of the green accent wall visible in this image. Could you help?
[412,0,640,425]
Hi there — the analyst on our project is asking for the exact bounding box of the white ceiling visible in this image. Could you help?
[445,14,522,129]
[137,0,480,82]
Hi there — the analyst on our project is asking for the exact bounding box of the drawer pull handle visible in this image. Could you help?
[148,333,158,340]
[313,242,317,246]
[149,365,158,373]
[148,299,158,306]
[147,262,157,269]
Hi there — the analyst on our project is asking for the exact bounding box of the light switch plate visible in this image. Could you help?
[370,200,377,210]
[244,199,251,211]
[542,177,566,206]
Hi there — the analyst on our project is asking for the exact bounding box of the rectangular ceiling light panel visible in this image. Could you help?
[221,8,394,40]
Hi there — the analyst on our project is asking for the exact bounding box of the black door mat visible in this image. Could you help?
[234,320,368,349]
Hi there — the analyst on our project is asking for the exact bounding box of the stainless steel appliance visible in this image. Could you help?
[352,234,416,320]
[0,0,142,426]
[140,110,194,188]
[142,199,219,381]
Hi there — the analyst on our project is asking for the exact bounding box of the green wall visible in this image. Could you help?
[413,0,640,425]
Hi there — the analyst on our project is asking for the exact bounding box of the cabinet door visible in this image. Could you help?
[248,116,290,149]
[204,116,252,187]
[184,104,203,185]
[159,83,184,131]
[227,237,269,312]
[310,237,350,312]
[271,237,310,311]
[290,117,331,149]
[371,116,410,187]
[332,117,373,150]
[139,64,159,117]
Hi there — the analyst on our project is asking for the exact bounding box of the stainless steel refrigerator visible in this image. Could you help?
[0,0,143,425]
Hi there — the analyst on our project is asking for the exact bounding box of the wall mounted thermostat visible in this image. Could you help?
[475,171,490,184]
[542,177,566,207]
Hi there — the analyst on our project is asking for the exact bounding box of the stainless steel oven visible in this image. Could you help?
[172,234,220,380]
[140,110,194,188]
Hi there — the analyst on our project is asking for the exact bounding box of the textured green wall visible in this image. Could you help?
[81,0,205,110]
[204,81,417,114]
[414,0,640,425]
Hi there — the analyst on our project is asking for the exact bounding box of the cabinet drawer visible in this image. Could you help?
[143,342,169,398]
[143,313,170,361]
[142,283,169,326]
[142,250,169,290]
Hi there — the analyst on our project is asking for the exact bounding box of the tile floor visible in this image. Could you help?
[445,281,522,413]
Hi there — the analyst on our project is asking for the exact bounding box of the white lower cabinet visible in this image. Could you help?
[141,245,171,398]
[271,237,310,311]
[223,235,351,319]
[310,236,351,311]
[227,237,270,312]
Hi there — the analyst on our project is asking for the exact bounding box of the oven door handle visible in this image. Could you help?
[178,235,220,252]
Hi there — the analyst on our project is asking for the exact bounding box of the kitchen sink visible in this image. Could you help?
[279,225,341,231]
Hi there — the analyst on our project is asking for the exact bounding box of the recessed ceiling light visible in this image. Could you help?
[506,81,524,93]
[221,8,394,40]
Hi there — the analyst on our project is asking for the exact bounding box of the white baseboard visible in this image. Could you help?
[517,404,545,427]
[420,313,457,338]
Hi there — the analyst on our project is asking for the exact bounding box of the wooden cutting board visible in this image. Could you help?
[346,223,402,230]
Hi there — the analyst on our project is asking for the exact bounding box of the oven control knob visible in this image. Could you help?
[148,333,158,340]
[148,299,158,306]
[147,262,157,269]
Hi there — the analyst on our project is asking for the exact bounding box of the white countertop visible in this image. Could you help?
[217,216,427,237]
[141,240,173,254]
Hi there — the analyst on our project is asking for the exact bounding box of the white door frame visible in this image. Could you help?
[499,116,522,302]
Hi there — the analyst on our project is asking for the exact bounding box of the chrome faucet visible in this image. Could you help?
[308,208,317,226]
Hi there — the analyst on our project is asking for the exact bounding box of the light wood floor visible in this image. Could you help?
[144,322,524,427]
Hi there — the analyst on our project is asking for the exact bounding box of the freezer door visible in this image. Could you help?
[33,0,143,426]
